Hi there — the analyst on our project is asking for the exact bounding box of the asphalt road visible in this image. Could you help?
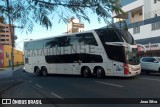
[0,68,160,107]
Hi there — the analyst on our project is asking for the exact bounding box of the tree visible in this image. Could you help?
[0,0,123,32]
[0,16,5,23]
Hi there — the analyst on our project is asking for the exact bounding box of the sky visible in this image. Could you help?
[1,0,112,52]
[15,14,108,51]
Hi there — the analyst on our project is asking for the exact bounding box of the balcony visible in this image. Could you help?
[114,15,160,29]
[112,0,144,18]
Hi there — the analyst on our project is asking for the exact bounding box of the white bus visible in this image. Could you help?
[24,27,141,78]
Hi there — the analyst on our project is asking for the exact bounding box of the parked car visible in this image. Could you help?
[140,57,160,74]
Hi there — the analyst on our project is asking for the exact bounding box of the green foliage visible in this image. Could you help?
[0,0,123,32]
[0,16,5,23]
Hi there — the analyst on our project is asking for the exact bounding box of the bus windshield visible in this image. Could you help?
[126,48,140,65]
[96,28,139,65]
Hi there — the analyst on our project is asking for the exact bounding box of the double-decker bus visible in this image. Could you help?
[24,27,141,78]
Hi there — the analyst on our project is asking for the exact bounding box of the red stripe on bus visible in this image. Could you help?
[124,64,129,75]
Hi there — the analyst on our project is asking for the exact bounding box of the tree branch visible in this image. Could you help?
[33,0,99,8]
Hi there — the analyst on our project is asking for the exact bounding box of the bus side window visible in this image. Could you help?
[84,33,98,46]
[25,58,29,64]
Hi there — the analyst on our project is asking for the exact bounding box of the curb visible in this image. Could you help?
[0,66,23,73]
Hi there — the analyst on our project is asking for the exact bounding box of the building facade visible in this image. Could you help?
[0,45,23,68]
[0,22,13,45]
[113,0,160,56]
[66,17,84,34]
[0,45,3,67]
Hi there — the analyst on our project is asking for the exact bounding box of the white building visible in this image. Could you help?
[66,17,84,34]
[113,0,160,56]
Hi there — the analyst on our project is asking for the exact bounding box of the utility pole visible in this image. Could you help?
[6,0,15,70]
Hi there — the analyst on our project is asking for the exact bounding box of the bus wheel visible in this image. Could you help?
[35,67,41,76]
[96,67,105,78]
[82,67,91,78]
[41,67,48,76]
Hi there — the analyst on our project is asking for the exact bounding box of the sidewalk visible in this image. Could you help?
[0,66,23,79]
[0,66,23,72]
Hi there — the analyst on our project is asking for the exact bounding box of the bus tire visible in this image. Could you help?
[96,67,105,78]
[82,67,91,78]
[41,67,48,76]
[35,67,41,76]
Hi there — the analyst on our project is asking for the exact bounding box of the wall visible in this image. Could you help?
[150,0,160,14]
[3,45,12,67]
[2,45,23,67]
[120,0,136,6]
[14,50,23,65]
[129,23,160,40]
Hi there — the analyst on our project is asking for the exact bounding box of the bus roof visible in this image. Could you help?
[24,29,95,43]
[24,26,125,43]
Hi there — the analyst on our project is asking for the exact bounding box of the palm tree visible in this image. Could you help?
[0,0,123,32]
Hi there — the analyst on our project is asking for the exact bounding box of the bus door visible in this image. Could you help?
[24,57,33,73]
[104,43,126,76]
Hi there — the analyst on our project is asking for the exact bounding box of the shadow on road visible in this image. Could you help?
[30,73,138,80]
[140,72,160,77]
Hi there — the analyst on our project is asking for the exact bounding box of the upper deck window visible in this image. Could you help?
[96,28,135,45]
[96,29,123,43]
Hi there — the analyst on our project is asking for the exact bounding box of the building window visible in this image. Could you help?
[0,29,5,32]
[0,35,5,37]
[139,13,142,16]
[0,26,5,29]
[152,22,160,30]
[133,26,140,34]
[25,58,29,64]
[1,39,5,41]
[6,52,9,58]
[0,49,3,53]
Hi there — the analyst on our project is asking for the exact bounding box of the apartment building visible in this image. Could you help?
[66,17,84,34]
[0,22,12,45]
[113,0,160,56]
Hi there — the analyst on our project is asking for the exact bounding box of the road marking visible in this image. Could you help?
[29,80,33,83]
[139,77,160,82]
[35,84,42,88]
[51,92,62,99]
[95,81,124,88]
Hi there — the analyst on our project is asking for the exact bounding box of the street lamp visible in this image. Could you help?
[15,38,32,51]
[15,38,31,45]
